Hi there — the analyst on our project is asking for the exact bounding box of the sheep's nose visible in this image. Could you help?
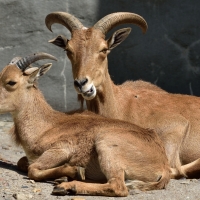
[74,78,88,89]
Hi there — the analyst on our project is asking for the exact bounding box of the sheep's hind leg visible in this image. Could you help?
[27,149,85,181]
[17,156,85,180]
[17,156,29,172]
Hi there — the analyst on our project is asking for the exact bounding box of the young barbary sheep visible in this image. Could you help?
[0,52,170,197]
[46,11,200,179]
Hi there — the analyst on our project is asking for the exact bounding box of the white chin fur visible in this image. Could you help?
[82,85,96,100]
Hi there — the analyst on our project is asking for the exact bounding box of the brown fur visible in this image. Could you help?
[49,19,200,179]
[0,62,170,197]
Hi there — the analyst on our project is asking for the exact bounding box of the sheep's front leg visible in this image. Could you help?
[52,177,128,197]
[27,149,85,181]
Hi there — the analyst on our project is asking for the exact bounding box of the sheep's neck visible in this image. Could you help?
[86,69,119,119]
[11,88,61,147]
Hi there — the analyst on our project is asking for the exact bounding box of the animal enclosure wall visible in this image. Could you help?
[0,0,199,117]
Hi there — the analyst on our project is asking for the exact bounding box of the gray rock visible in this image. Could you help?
[13,193,33,200]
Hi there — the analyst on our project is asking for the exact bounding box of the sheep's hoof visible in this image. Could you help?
[76,166,85,181]
[54,177,68,184]
[52,186,76,196]
[17,156,29,172]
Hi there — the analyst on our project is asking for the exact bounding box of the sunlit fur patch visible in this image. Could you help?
[82,27,88,30]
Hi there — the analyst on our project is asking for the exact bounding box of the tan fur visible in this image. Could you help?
[0,61,170,197]
[50,21,200,179]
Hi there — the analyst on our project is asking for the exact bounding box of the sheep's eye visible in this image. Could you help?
[7,81,16,86]
[100,49,108,54]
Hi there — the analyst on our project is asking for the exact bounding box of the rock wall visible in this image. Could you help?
[0,0,199,117]
[0,0,79,113]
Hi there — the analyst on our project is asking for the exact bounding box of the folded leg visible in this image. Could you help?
[28,148,85,181]
[52,176,128,197]
[171,158,200,179]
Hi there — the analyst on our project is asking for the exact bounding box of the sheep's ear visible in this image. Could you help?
[24,67,39,75]
[49,35,68,49]
[107,28,131,50]
[28,63,52,84]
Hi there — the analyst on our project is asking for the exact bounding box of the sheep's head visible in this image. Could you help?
[0,53,57,114]
[46,12,147,100]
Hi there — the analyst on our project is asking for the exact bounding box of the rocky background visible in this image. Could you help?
[0,0,199,115]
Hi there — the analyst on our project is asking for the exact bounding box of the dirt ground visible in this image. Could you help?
[0,119,200,200]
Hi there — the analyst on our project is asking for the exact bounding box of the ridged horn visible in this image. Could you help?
[45,12,84,33]
[9,57,22,65]
[15,52,57,71]
[93,12,148,35]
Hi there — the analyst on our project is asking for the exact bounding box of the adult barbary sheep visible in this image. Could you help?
[46,11,200,179]
[0,53,170,197]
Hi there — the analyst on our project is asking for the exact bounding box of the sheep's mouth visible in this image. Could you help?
[82,85,96,100]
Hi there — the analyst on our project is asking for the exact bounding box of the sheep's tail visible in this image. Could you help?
[125,170,170,191]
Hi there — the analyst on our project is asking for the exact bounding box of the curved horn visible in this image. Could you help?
[93,12,148,35]
[16,52,57,71]
[45,12,84,33]
[9,57,22,65]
